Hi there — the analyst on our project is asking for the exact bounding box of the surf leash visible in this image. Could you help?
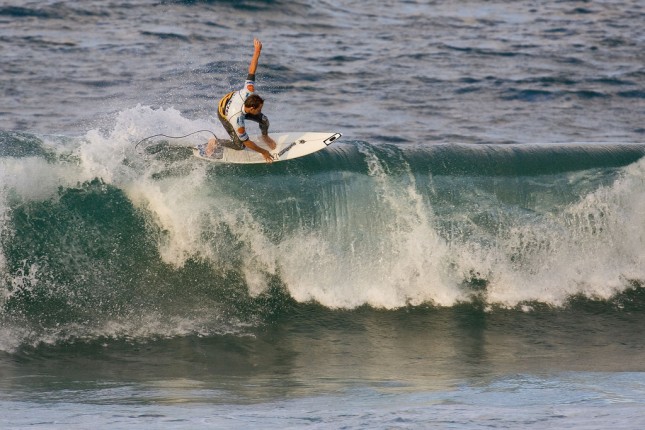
[134,129,217,152]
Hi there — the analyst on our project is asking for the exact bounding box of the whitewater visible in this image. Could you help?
[2,106,644,347]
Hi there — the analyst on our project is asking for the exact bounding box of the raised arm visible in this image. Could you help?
[248,38,262,76]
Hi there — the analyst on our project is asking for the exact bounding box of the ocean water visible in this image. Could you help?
[2,0,645,428]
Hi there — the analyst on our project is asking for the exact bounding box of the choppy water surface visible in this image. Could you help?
[1,0,645,428]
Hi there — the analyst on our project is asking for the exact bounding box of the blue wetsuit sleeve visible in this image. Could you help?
[235,114,249,141]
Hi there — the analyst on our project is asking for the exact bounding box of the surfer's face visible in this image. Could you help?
[246,103,263,115]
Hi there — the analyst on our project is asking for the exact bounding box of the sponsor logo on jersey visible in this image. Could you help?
[237,127,246,135]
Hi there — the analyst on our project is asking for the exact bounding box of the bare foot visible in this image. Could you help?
[205,137,219,157]
[261,135,277,150]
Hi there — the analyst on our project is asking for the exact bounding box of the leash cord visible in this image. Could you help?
[134,129,217,151]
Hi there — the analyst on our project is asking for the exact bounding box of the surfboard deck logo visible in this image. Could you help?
[192,131,342,164]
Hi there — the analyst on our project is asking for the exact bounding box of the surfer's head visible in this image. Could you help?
[244,94,264,115]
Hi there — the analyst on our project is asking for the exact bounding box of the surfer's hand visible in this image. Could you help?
[261,149,274,164]
[254,38,262,53]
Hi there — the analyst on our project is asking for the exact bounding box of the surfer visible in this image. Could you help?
[205,37,277,163]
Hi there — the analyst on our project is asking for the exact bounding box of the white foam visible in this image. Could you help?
[276,143,464,308]
[458,156,645,307]
[277,146,645,309]
[3,106,645,323]
[81,109,645,309]
[75,105,226,268]
[78,104,214,185]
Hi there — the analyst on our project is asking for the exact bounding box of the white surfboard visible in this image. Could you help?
[192,131,341,164]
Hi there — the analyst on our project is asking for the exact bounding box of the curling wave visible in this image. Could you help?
[1,106,645,350]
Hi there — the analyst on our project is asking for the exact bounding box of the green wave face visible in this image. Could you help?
[2,129,645,349]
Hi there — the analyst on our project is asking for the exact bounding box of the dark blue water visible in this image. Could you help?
[2,1,645,428]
